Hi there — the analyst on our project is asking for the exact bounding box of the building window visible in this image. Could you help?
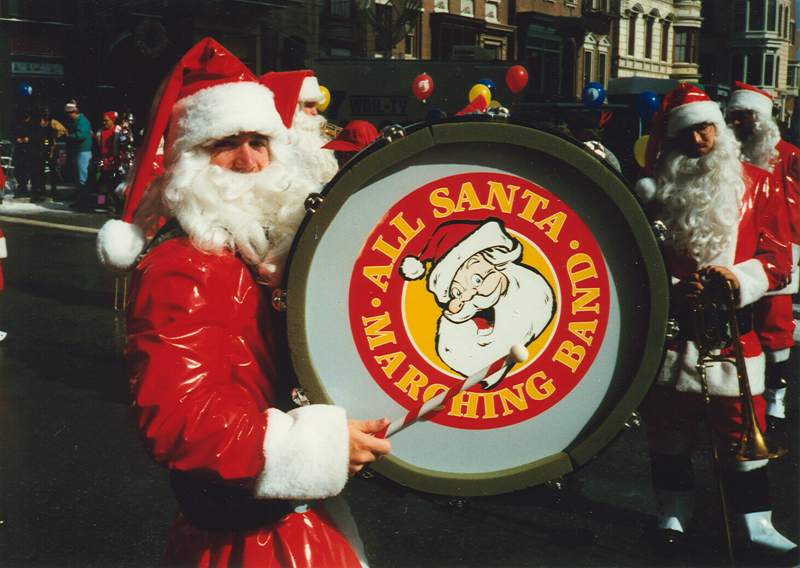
[661,22,670,61]
[674,28,698,63]
[747,53,763,84]
[645,17,654,59]
[750,0,765,30]
[767,0,777,31]
[434,0,448,12]
[598,52,607,86]
[628,14,636,56]
[583,50,593,85]
[439,23,478,60]
[735,0,746,31]
[485,1,499,22]
[405,12,421,58]
[461,0,474,16]
[524,17,562,96]
[764,53,775,85]
[732,53,745,83]
[330,0,352,18]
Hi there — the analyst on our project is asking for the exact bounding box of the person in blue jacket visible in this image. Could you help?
[64,100,92,210]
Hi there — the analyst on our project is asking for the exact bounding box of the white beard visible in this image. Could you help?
[739,115,781,172]
[436,262,557,377]
[291,110,339,185]
[654,127,744,265]
[147,143,319,286]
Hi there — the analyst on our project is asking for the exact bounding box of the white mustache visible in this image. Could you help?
[444,282,504,324]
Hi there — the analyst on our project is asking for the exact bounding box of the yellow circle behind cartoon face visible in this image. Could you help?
[402,230,560,376]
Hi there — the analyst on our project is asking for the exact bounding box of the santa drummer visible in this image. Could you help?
[96,38,390,568]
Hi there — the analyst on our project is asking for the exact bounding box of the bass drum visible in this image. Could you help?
[284,115,669,497]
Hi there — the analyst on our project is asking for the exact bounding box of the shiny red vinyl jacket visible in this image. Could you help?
[126,236,361,568]
[753,139,800,352]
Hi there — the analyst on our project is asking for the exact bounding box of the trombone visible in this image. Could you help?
[691,280,787,566]
[691,281,787,462]
[324,122,342,138]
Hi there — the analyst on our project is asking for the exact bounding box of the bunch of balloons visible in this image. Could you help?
[633,91,660,167]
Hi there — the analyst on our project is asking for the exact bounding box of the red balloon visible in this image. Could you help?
[413,74,434,102]
[506,65,529,94]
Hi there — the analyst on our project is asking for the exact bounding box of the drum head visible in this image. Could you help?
[285,116,669,496]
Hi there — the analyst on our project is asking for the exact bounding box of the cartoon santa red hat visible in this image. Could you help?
[636,83,725,202]
[399,218,521,304]
[96,38,287,273]
[727,80,774,119]
[260,70,325,130]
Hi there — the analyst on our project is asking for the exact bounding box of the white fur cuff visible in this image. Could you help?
[731,258,769,307]
[255,405,349,500]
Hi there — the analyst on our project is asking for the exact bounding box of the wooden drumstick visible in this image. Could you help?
[375,344,528,439]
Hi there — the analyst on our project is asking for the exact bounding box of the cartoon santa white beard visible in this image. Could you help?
[436,261,556,377]
[400,218,557,383]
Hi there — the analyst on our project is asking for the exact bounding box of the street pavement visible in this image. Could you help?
[0,191,797,568]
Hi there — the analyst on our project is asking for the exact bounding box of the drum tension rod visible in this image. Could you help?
[271,288,287,311]
[304,193,324,213]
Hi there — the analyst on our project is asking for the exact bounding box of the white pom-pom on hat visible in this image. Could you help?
[400,256,426,280]
[96,219,148,273]
[634,177,657,204]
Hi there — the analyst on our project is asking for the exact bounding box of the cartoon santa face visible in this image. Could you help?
[400,219,557,381]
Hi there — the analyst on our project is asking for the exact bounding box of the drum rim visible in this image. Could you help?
[285,117,669,495]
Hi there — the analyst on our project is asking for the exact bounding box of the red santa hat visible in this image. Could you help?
[96,37,286,273]
[260,70,315,129]
[640,83,724,183]
[399,219,521,304]
[104,111,118,124]
[321,120,378,152]
[727,81,774,119]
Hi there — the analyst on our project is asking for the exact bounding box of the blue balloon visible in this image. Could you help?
[582,82,606,111]
[478,78,497,99]
[636,90,661,119]
[18,82,32,98]
[426,108,445,121]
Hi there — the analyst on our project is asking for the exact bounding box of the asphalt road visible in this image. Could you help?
[0,196,797,568]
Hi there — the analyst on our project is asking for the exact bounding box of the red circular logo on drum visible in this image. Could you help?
[348,172,610,430]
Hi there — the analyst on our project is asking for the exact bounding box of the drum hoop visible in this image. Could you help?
[285,118,669,495]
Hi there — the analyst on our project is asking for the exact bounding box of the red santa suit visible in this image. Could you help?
[727,82,800,355]
[95,39,378,568]
[752,139,800,353]
[654,163,792,407]
[127,236,362,568]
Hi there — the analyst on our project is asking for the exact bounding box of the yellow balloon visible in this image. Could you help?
[488,100,502,108]
[634,135,649,168]
[469,84,491,105]
[317,86,330,112]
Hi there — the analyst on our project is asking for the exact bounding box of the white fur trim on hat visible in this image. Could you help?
[254,405,349,499]
[165,81,288,165]
[634,177,657,204]
[428,221,521,303]
[96,219,148,273]
[727,90,774,120]
[667,100,725,136]
[299,76,325,104]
